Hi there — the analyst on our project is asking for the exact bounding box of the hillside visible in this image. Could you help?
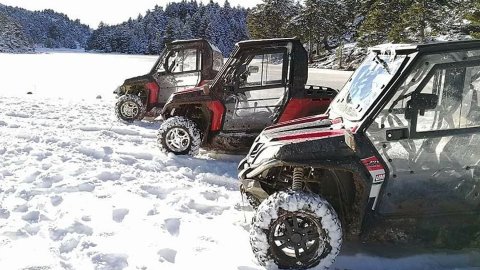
[0,13,34,53]
[87,1,249,56]
[0,4,91,49]
[248,0,478,70]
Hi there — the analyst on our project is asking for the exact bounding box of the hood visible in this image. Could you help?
[123,74,153,85]
[247,116,352,166]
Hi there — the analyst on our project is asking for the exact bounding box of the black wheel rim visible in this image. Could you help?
[268,210,328,268]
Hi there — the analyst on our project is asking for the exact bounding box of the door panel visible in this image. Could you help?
[366,51,480,216]
[223,86,287,131]
[223,51,288,132]
[155,48,201,104]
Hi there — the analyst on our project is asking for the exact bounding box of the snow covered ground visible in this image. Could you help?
[0,51,479,269]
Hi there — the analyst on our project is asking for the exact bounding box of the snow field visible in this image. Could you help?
[0,51,158,100]
[0,51,479,270]
[0,96,257,269]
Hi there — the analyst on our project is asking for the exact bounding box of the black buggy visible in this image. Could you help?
[114,39,224,122]
[157,38,337,155]
[238,40,480,269]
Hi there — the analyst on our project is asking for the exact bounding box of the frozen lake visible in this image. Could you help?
[0,51,351,100]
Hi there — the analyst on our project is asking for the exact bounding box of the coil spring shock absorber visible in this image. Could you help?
[292,167,304,191]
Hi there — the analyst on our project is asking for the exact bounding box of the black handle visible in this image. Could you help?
[386,128,409,141]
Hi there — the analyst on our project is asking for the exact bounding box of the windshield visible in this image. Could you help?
[330,52,407,121]
[210,45,241,89]
[151,48,168,73]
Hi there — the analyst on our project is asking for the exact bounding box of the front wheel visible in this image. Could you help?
[157,116,202,155]
[115,94,146,123]
[250,191,342,269]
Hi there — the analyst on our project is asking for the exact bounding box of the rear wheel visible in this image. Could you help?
[157,116,202,155]
[250,191,342,269]
[115,94,146,123]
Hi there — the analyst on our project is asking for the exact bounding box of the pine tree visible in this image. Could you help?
[247,0,297,39]
[359,0,471,45]
[467,0,480,38]
[164,18,183,43]
[85,0,249,55]
[299,0,353,52]
[392,0,451,42]
[0,4,91,49]
[0,13,34,52]
[180,15,194,40]
[358,0,408,46]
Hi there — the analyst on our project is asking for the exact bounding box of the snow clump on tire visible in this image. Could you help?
[115,94,146,123]
[250,190,342,269]
[157,116,202,156]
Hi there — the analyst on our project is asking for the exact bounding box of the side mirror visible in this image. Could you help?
[405,93,438,119]
[248,66,259,74]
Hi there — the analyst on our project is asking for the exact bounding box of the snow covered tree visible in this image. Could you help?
[358,0,408,46]
[298,0,353,52]
[0,13,34,52]
[0,4,91,49]
[392,0,453,42]
[247,0,298,39]
[144,6,167,54]
[359,0,472,45]
[86,0,249,56]
[164,18,183,43]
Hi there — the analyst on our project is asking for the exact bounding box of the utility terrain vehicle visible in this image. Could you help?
[157,38,337,155]
[238,40,480,269]
[114,39,223,122]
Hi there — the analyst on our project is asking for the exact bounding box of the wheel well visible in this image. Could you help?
[125,85,148,104]
[168,105,210,134]
[257,166,366,239]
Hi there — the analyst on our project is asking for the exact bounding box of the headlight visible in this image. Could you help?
[253,145,280,165]
[113,86,122,95]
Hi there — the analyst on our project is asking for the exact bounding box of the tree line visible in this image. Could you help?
[0,4,91,49]
[1,0,479,57]
[248,0,478,53]
[86,0,249,56]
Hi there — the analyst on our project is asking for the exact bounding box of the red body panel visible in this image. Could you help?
[206,101,225,131]
[278,98,332,123]
[146,82,159,106]
[276,130,345,141]
[266,114,329,131]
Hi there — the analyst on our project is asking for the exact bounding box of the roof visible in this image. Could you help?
[236,38,301,49]
[167,39,222,54]
[169,39,208,45]
[371,39,480,55]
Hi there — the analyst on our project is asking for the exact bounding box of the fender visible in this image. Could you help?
[206,100,225,131]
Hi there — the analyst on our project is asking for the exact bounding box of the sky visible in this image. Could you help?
[0,0,262,28]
